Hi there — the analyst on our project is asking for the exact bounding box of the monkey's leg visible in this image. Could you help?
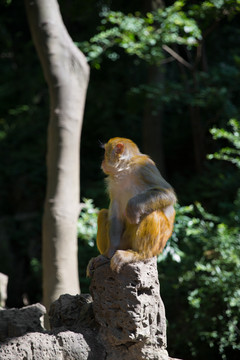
[96,208,110,255]
[135,210,175,256]
[86,209,110,277]
[110,210,174,272]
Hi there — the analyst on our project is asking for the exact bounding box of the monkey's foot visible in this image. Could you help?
[110,250,137,273]
[86,255,110,277]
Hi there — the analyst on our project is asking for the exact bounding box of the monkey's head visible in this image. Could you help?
[101,137,140,175]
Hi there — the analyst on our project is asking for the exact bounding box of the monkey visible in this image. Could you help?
[87,137,176,276]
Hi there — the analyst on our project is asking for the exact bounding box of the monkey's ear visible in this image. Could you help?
[115,142,124,154]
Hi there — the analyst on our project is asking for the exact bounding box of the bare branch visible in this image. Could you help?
[162,45,193,70]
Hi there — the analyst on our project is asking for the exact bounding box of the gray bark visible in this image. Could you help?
[25,0,90,311]
[0,273,8,308]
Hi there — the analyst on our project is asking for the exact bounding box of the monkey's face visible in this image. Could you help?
[101,137,140,175]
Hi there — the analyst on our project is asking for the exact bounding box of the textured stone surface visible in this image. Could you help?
[0,303,45,341]
[0,295,105,360]
[90,257,169,360]
[0,259,176,360]
[0,331,93,360]
[49,293,96,331]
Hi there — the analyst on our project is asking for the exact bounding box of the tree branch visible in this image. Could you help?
[162,45,193,70]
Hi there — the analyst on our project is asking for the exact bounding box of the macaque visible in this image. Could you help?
[87,137,176,276]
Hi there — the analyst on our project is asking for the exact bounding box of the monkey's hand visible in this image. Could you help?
[86,255,110,277]
[111,250,137,272]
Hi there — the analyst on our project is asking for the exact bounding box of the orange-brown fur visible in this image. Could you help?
[87,137,176,275]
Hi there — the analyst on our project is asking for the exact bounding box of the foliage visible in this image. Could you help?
[77,198,99,246]
[79,2,202,68]
[77,199,99,292]
[163,203,240,359]
[186,222,240,358]
[160,118,240,359]
[79,0,240,69]
[208,118,240,168]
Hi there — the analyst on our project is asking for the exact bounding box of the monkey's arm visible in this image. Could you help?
[126,158,176,224]
[126,188,176,224]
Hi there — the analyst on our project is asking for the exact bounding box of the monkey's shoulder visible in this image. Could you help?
[131,154,175,196]
[130,154,154,167]
[131,154,165,184]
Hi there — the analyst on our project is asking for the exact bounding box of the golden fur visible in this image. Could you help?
[87,137,176,274]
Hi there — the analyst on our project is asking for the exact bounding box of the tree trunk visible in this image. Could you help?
[25,0,90,311]
[142,0,166,175]
[142,66,166,175]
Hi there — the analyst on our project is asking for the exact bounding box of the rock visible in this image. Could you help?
[90,256,169,360]
[0,295,106,360]
[0,259,176,360]
[49,293,106,359]
[49,293,96,331]
[0,303,45,341]
[0,331,95,360]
